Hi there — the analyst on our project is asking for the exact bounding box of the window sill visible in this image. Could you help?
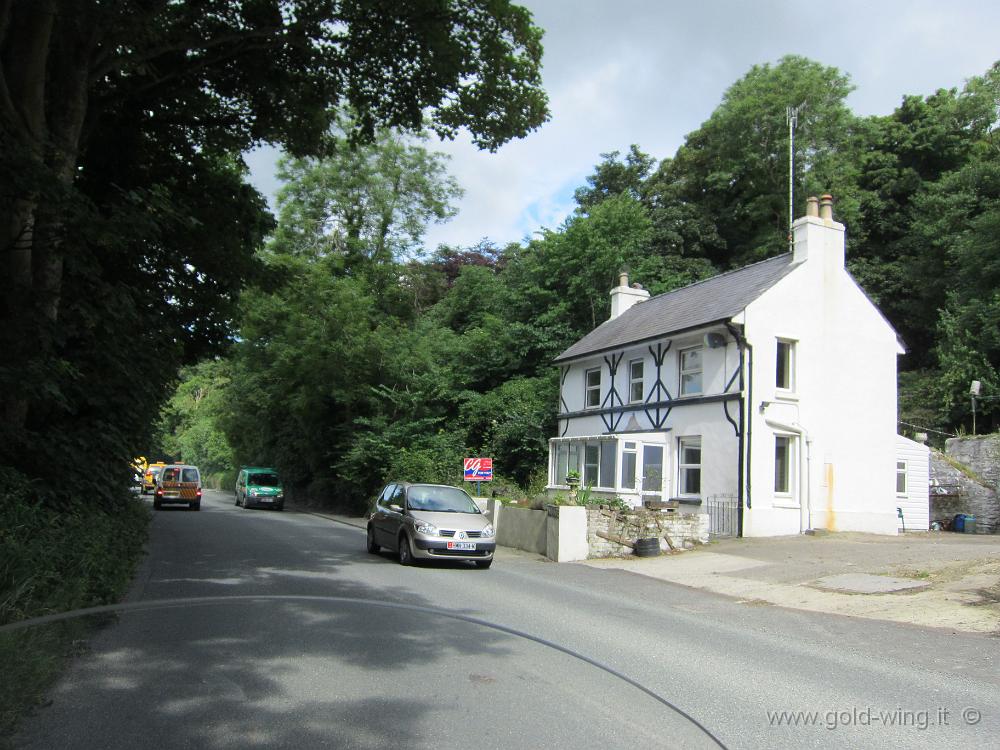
[670,496,703,506]
[772,500,801,509]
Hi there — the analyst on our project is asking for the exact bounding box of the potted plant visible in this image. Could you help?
[565,470,581,488]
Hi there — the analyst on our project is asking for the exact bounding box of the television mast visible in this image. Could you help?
[786,103,805,251]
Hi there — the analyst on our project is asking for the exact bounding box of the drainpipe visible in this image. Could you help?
[726,323,751,535]
[762,415,812,533]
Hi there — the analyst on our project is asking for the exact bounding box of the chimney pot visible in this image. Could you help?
[819,194,834,221]
[618,271,629,287]
[806,196,819,218]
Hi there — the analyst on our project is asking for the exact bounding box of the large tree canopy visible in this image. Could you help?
[0,0,548,503]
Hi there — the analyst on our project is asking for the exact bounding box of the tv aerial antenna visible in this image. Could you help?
[786,102,806,251]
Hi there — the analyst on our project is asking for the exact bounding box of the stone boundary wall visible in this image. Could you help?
[945,435,1000,490]
[585,508,710,558]
[930,449,999,534]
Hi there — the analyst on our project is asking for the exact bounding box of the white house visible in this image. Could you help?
[548,195,910,537]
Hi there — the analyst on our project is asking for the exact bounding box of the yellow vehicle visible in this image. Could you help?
[142,462,166,494]
[153,464,202,511]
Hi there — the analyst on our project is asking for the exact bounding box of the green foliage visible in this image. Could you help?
[651,55,859,267]
[574,145,656,212]
[0,468,150,626]
[0,467,149,739]
[157,360,236,475]
[460,376,557,486]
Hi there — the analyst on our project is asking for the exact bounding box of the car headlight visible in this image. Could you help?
[249,488,258,496]
[413,520,438,536]
[481,524,496,538]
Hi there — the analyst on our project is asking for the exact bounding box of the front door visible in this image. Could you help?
[640,444,666,505]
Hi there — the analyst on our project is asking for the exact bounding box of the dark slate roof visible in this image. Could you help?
[554,253,798,363]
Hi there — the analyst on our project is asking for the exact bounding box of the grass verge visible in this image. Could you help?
[0,469,150,744]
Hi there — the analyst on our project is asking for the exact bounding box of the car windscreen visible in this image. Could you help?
[406,486,480,513]
[248,473,279,487]
[181,468,199,483]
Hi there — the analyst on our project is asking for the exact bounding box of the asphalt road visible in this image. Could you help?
[13,490,1000,749]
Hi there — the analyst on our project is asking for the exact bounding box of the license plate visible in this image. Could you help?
[447,542,476,551]
[165,492,179,498]
[261,498,273,503]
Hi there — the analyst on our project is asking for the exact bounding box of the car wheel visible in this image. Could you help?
[475,558,493,569]
[234,494,239,506]
[153,498,161,510]
[191,502,200,511]
[276,504,284,511]
[398,534,414,566]
[366,526,380,554]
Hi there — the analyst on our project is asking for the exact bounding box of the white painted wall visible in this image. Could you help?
[741,214,901,536]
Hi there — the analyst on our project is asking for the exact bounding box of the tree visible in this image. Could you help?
[0,0,549,501]
[649,55,859,267]
[157,360,236,477]
[271,123,463,265]
[574,145,656,212]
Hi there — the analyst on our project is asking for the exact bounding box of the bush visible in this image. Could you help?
[0,466,150,740]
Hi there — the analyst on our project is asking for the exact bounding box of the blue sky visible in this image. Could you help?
[246,0,1000,252]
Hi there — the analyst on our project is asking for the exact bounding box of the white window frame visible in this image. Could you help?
[584,367,601,409]
[677,436,702,497]
[774,434,797,501]
[620,441,638,490]
[628,359,644,403]
[549,436,617,490]
[776,338,796,393]
[679,346,703,396]
[896,461,907,495]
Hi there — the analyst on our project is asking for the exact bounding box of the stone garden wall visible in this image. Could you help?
[930,445,999,534]
[585,507,710,558]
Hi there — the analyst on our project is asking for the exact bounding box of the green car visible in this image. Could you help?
[235,467,285,510]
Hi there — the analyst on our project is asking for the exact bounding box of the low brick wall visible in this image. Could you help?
[586,507,710,558]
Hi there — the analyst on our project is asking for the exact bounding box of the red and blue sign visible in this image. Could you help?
[464,457,493,482]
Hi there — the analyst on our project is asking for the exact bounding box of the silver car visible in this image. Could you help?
[366,482,496,568]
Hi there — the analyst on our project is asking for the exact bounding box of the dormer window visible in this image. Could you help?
[679,347,702,396]
[585,368,601,409]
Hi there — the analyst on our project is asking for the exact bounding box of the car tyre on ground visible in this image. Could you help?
[153,498,161,510]
[398,534,414,566]
[190,502,200,511]
[366,526,380,554]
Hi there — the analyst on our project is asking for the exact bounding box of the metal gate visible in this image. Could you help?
[706,494,740,537]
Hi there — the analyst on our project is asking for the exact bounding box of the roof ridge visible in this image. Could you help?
[643,252,793,302]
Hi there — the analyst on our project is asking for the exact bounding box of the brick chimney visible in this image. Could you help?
[609,271,650,320]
